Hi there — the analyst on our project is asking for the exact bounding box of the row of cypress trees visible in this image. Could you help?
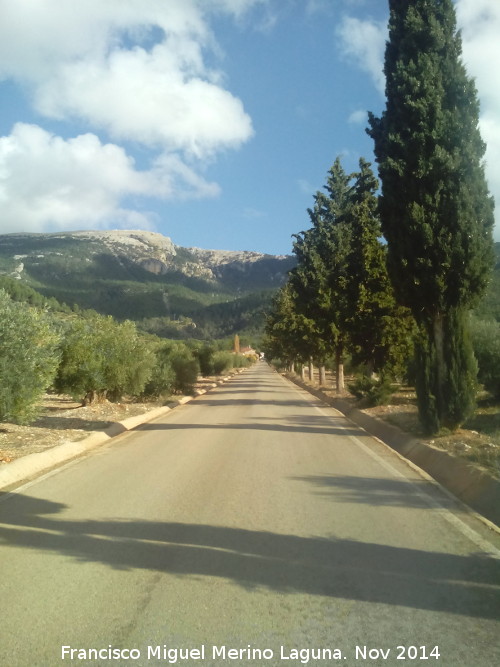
[263,157,414,390]
[265,0,494,435]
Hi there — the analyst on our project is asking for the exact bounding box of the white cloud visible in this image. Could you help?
[336,16,386,95]
[0,1,254,157]
[0,0,260,232]
[0,1,206,83]
[348,109,367,125]
[208,0,268,19]
[479,113,500,218]
[297,179,315,195]
[0,124,219,233]
[305,0,330,15]
[456,0,500,238]
[339,2,500,238]
[34,43,252,159]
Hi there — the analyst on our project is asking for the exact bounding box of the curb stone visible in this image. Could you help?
[285,373,500,528]
[0,368,247,491]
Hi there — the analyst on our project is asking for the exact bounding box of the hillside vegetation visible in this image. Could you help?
[0,230,294,340]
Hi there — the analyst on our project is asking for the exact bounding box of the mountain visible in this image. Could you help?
[2,231,497,341]
[0,230,295,339]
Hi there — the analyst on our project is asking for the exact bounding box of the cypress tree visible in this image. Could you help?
[345,159,415,377]
[288,227,335,374]
[368,0,494,433]
[264,282,312,369]
[290,158,353,389]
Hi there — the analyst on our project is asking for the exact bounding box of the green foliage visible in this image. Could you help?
[211,351,234,375]
[141,344,176,399]
[343,158,416,376]
[266,157,414,385]
[470,317,500,399]
[193,342,217,376]
[196,291,275,340]
[474,243,500,323]
[54,313,155,403]
[415,309,478,434]
[368,0,494,433]
[263,283,312,367]
[138,316,197,340]
[368,0,494,315]
[232,354,251,369]
[162,342,200,394]
[0,232,293,340]
[191,347,251,376]
[347,375,394,407]
[289,157,354,367]
[0,290,60,423]
[0,275,72,312]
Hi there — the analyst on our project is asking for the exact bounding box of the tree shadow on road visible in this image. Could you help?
[136,416,362,437]
[1,492,499,620]
[289,474,460,510]
[191,398,315,408]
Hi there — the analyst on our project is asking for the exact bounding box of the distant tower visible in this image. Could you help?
[233,334,240,354]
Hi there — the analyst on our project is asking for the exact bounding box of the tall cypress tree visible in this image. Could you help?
[368,0,494,433]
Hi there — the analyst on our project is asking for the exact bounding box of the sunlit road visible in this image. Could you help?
[1,362,499,666]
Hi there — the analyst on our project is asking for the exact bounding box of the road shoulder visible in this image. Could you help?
[284,372,500,529]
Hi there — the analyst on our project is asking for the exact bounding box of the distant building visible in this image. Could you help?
[239,346,257,357]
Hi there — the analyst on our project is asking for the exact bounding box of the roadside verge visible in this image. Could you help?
[285,373,500,528]
[0,370,246,491]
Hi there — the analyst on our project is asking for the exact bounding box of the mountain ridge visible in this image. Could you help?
[0,230,295,339]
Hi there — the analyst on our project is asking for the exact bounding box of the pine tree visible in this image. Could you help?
[263,283,312,369]
[289,158,353,389]
[345,159,415,377]
[368,0,494,433]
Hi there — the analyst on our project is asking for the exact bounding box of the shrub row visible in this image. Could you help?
[0,290,254,424]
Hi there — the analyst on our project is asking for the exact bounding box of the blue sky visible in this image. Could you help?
[0,0,498,255]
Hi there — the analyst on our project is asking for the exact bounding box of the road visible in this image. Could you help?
[0,361,499,666]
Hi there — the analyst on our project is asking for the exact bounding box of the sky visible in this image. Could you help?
[0,0,499,256]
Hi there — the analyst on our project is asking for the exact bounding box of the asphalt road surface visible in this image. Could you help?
[1,361,499,667]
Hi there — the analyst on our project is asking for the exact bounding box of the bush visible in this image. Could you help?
[55,314,155,403]
[168,343,200,394]
[232,354,252,368]
[470,317,500,399]
[212,351,234,375]
[142,344,176,398]
[347,374,394,406]
[197,343,216,376]
[0,290,60,423]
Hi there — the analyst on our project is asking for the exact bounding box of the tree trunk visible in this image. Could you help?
[308,358,314,382]
[319,365,326,386]
[83,389,107,406]
[433,312,445,420]
[300,365,306,381]
[335,345,344,392]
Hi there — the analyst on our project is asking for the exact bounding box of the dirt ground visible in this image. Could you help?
[0,377,222,465]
